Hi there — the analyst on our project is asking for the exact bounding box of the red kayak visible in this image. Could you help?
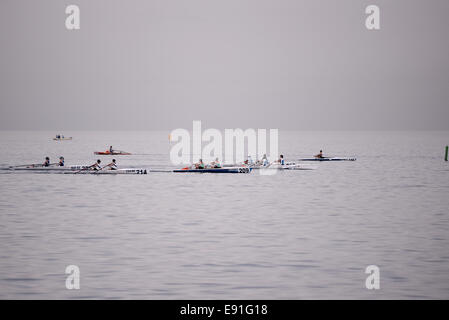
[94,151,132,155]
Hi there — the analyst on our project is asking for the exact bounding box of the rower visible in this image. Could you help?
[261,154,269,166]
[43,157,50,167]
[210,157,221,168]
[278,154,285,165]
[247,155,254,165]
[195,159,205,169]
[315,150,324,158]
[103,159,117,170]
[89,159,102,171]
[109,146,114,153]
[58,157,65,167]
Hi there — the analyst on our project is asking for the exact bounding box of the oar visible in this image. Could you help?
[48,163,60,167]
[9,163,42,168]
[89,166,104,175]
[116,150,131,155]
[74,165,95,174]
[11,161,62,168]
[95,164,112,173]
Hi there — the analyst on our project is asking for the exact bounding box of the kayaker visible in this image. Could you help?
[43,157,50,167]
[315,150,324,158]
[210,158,221,168]
[194,159,205,169]
[58,157,65,167]
[103,159,117,170]
[89,159,102,171]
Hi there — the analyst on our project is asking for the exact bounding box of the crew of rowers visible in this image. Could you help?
[193,158,222,169]
[243,154,285,166]
[41,157,117,170]
[87,159,118,171]
[43,156,65,167]
[192,154,285,169]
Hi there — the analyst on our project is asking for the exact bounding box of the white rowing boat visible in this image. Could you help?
[222,162,317,170]
[6,166,88,172]
[297,157,356,162]
[66,169,148,175]
[248,163,317,170]
[3,166,147,174]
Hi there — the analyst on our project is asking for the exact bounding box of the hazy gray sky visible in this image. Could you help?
[0,0,448,130]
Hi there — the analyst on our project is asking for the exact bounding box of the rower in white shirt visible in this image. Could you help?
[102,159,117,170]
[261,154,269,166]
[88,159,102,171]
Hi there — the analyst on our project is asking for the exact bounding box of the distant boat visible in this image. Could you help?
[53,135,72,141]
[94,150,131,155]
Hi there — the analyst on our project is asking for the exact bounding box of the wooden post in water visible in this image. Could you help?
[445,146,448,161]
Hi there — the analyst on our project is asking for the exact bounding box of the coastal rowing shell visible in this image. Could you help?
[248,163,316,170]
[65,169,147,175]
[5,167,147,174]
[173,167,252,173]
[222,163,317,170]
[297,157,356,162]
[8,166,89,171]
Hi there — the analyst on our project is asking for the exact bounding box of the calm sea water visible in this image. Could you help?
[0,130,448,299]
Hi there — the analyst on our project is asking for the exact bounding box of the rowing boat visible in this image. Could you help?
[173,167,252,173]
[53,137,72,141]
[94,151,132,155]
[4,166,147,174]
[223,162,316,170]
[247,163,317,170]
[297,157,356,161]
[66,169,147,175]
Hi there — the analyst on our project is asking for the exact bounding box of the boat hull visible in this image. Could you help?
[66,169,147,175]
[297,157,356,161]
[9,166,88,172]
[5,167,147,174]
[247,163,316,170]
[173,167,251,173]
